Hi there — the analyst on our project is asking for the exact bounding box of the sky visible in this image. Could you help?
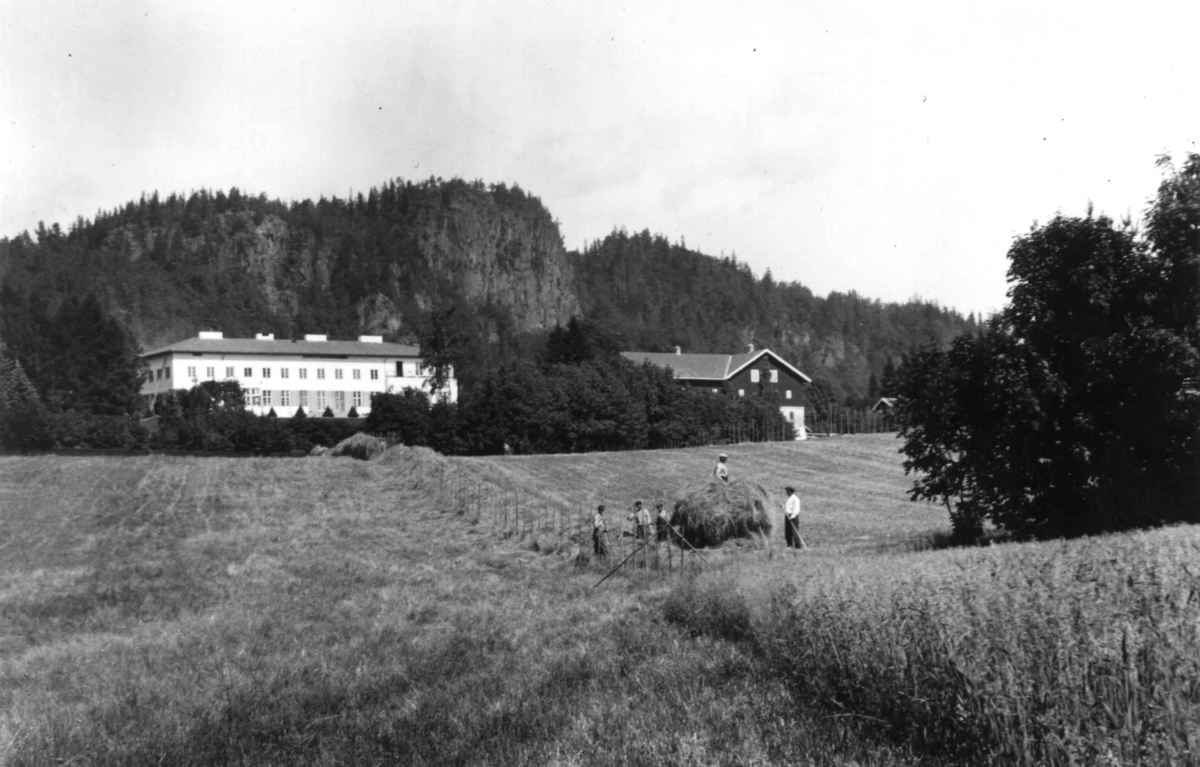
[2,0,1196,319]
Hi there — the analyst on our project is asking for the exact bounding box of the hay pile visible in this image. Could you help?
[375,443,447,470]
[671,480,773,548]
[307,445,329,457]
[327,432,389,460]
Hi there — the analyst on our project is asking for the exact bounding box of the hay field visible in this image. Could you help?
[0,437,938,766]
[453,434,944,553]
[4,435,1194,764]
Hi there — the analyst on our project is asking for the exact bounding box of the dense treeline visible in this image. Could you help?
[0,293,148,450]
[367,317,794,455]
[899,154,1200,540]
[0,360,361,453]
[149,381,360,453]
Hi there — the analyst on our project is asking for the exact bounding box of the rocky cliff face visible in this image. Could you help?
[26,181,582,350]
[410,191,577,332]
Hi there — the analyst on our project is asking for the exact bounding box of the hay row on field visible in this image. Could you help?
[375,443,449,471]
[307,432,390,460]
[672,480,773,548]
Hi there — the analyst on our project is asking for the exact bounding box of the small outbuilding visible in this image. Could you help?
[870,397,898,414]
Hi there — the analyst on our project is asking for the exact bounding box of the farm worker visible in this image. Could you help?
[655,502,671,541]
[714,453,729,483]
[783,486,805,549]
[593,505,610,558]
[629,500,652,541]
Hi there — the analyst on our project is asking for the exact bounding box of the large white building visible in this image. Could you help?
[139,331,457,417]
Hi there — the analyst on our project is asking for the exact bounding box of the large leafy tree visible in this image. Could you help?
[900,156,1200,539]
[365,388,433,445]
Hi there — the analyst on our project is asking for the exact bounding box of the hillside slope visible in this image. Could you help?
[1,180,973,399]
[448,433,942,553]
[571,229,976,395]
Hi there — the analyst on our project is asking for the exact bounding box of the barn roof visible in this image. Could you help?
[870,397,899,412]
[621,348,811,383]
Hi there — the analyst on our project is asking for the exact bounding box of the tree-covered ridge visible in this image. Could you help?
[3,176,973,405]
[570,228,976,401]
[0,178,575,354]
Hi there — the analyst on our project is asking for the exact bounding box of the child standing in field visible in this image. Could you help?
[783,486,805,549]
[714,453,729,483]
[593,505,609,558]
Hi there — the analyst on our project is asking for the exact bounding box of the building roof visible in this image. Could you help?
[871,397,899,412]
[621,348,812,383]
[141,337,421,358]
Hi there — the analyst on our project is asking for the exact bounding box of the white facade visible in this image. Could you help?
[140,332,457,417]
[779,405,807,440]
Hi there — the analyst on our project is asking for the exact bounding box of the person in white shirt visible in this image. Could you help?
[593,505,609,558]
[784,486,805,549]
[714,453,729,483]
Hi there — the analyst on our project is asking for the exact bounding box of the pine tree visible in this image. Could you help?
[0,336,51,448]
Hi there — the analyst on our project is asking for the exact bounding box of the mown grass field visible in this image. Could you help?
[2,435,1198,765]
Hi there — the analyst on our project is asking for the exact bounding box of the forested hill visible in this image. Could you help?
[0,179,578,352]
[570,229,976,399]
[2,178,974,400]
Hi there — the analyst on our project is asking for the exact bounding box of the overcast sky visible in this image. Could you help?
[2,0,1196,318]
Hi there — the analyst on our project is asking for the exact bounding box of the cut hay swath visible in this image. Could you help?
[672,480,773,548]
[327,432,389,460]
[375,444,447,471]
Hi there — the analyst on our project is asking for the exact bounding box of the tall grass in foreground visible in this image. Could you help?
[667,527,1200,765]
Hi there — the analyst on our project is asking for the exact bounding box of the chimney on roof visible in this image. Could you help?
[674,346,681,355]
[198,331,223,340]
[255,333,275,341]
[357,335,383,343]
[304,334,328,342]
[746,343,755,353]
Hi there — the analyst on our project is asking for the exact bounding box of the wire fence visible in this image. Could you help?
[393,452,707,580]
[806,407,897,437]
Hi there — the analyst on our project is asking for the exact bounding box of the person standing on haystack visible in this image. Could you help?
[655,501,671,542]
[629,500,652,541]
[714,453,729,483]
[593,505,610,558]
[783,486,805,549]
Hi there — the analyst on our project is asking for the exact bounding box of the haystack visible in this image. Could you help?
[671,480,773,548]
[327,432,388,460]
[375,444,445,470]
[307,445,329,457]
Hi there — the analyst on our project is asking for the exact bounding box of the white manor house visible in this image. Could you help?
[139,331,457,417]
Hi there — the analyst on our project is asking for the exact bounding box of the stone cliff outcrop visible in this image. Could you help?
[16,180,582,350]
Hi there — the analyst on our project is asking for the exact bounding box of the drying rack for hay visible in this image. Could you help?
[371,445,780,583]
[591,523,708,587]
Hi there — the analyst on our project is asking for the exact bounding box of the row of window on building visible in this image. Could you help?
[720,387,794,399]
[243,389,367,410]
[159,365,408,382]
[749,369,779,383]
